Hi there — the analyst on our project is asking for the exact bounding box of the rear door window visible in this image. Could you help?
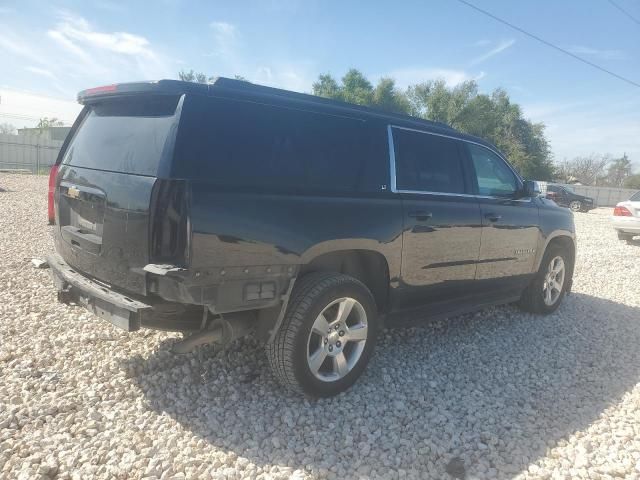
[392,128,466,194]
[62,96,180,176]
[174,95,378,193]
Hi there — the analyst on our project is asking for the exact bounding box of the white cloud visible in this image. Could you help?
[50,14,156,58]
[523,100,640,165]
[0,87,82,127]
[252,64,314,92]
[379,68,484,89]
[1,13,176,99]
[207,21,240,59]
[203,20,314,92]
[567,45,627,61]
[25,66,57,80]
[470,39,516,66]
[0,33,48,66]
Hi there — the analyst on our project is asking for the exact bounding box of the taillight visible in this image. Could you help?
[48,164,60,224]
[149,180,190,265]
[614,206,632,216]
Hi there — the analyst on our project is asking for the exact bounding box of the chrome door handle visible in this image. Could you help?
[485,213,502,222]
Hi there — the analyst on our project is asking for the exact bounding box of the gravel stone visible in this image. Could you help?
[1,173,640,479]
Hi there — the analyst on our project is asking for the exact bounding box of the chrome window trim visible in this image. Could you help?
[387,125,397,192]
[387,124,531,203]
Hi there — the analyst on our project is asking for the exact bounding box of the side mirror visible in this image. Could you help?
[522,180,541,197]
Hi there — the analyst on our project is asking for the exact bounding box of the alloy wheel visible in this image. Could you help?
[306,297,368,382]
[542,256,565,306]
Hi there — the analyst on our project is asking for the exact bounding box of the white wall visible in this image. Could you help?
[0,133,63,173]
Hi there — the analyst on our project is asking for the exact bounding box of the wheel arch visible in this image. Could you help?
[299,249,391,313]
[536,232,576,291]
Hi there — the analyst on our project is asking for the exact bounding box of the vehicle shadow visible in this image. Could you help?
[125,293,640,479]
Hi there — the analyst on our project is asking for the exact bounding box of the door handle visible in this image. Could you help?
[408,211,433,221]
[485,213,502,222]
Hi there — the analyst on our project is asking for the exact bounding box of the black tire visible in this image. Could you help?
[569,200,582,212]
[518,243,572,314]
[266,272,379,397]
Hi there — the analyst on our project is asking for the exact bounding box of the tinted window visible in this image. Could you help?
[392,128,466,194]
[63,96,179,176]
[630,191,640,201]
[175,96,375,193]
[467,144,518,197]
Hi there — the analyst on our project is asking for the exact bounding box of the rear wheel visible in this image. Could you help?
[266,272,379,397]
[518,243,571,314]
[569,200,582,212]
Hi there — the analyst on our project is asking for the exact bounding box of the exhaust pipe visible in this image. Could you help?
[172,311,256,354]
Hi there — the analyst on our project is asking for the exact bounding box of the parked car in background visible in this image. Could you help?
[611,190,640,242]
[46,78,577,396]
[545,184,595,212]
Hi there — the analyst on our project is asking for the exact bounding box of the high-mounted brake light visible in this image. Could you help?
[84,84,118,96]
[48,164,60,224]
[613,206,632,216]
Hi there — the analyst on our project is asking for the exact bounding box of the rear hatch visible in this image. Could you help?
[53,90,187,295]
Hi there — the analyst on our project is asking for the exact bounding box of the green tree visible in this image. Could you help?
[36,117,64,136]
[178,69,211,84]
[555,154,609,185]
[405,80,552,179]
[623,174,640,190]
[313,69,409,114]
[605,154,632,187]
[178,70,250,84]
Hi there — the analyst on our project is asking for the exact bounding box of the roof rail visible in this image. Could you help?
[209,77,456,132]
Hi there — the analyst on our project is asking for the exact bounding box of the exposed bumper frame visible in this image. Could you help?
[48,253,151,331]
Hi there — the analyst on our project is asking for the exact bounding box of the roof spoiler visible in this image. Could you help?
[77,80,209,104]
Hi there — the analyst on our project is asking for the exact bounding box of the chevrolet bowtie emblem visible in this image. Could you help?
[67,186,80,199]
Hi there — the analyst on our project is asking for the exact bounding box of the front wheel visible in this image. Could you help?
[266,272,379,397]
[518,244,571,314]
[569,200,582,212]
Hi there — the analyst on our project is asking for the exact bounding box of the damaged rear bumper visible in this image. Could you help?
[48,253,150,331]
[47,253,204,332]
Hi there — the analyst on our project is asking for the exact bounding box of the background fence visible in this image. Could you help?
[537,181,638,207]
[0,133,63,174]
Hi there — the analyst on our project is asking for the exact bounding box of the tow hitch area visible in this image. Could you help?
[47,253,151,332]
[172,311,256,354]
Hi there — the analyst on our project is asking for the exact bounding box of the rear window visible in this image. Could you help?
[392,127,466,194]
[62,95,180,176]
[173,95,382,193]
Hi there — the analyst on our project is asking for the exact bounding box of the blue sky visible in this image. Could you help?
[1,0,638,164]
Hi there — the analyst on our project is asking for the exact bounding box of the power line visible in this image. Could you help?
[0,112,73,124]
[606,0,640,25]
[454,0,640,89]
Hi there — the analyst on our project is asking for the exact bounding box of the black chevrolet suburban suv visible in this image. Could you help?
[47,78,576,396]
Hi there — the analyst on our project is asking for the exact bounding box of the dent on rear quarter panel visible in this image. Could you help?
[188,186,403,279]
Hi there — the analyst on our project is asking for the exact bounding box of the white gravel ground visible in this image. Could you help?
[1,173,639,480]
